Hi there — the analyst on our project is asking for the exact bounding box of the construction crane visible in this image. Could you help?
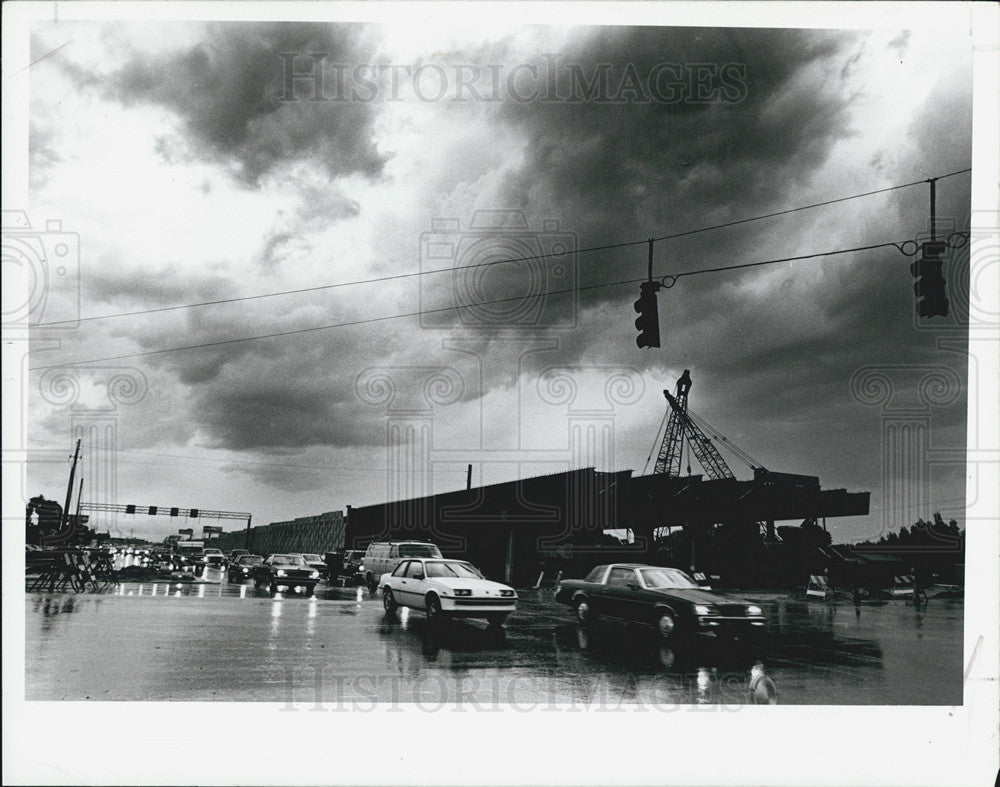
[648,370,763,479]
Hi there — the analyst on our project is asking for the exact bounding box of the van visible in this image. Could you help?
[362,541,443,590]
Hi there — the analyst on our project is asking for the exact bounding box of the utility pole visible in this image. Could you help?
[61,439,82,533]
[74,476,84,542]
[928,178,937,241]
[244,514,252,552]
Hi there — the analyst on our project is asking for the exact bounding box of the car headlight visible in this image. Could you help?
[746,605,762,616]
[454,588,472,596]
[276,569,286,577]
[499,589,515,597]
[310,571,319,579]
[694,604,717,616]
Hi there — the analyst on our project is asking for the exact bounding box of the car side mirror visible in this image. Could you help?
[627,582,640,591]
[413,573,424,581]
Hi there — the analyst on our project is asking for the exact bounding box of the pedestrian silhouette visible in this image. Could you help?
[749,661,778,704]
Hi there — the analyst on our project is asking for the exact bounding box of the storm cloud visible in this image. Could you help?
[91,22,389,186]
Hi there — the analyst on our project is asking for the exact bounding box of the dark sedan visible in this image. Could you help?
[297,553,328,579]
[227,554,263,582]
[253,554,322,595]
[555,563,765,641]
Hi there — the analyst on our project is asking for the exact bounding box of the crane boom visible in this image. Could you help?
[652,370,735,480]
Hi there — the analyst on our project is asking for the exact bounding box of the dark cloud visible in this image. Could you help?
[493,27,852,244]
[94,23,389,186]
[195,381,373,450]
[85,260,232,308]
[416,27,860,340]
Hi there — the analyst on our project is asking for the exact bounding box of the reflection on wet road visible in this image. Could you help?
[25,583,963,705]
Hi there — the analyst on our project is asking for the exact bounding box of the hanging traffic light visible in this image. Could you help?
[911,240,949,318]
[634,280,661,348]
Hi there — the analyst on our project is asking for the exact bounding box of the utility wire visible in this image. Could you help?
[30,238,909,370]
[686,408,764,470]
[32,167,971,328]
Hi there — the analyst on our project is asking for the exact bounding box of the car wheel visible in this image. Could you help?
[425,594,442,625]
[304,585,314,597]
[254,575,262,589]
[366,573,377,593]
[487,613,507,628]
[574,597,591,624]
[656,611,676,640]
[269,581,278,595]
[383,588,398,614]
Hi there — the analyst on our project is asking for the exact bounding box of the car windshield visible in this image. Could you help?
[271,555,306,566]
[398,544,440,557]
[301,554,322,562]
[424,561,484,579]
[639,568,700,589]
[238,556,263,566]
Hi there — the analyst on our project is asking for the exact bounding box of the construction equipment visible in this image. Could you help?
[652,370,738,479]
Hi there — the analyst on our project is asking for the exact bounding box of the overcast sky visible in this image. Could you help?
[20,16,978,544]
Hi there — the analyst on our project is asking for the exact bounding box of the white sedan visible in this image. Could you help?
[380,558,517,627]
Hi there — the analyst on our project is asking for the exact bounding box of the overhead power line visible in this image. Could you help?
[30,238,913,370]
[31,167,971,328]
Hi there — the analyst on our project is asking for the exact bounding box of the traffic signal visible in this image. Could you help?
[125,504,136,515]
[911,240,949,318]
[634,281,661,348]
[170,507,179,517]
[189,509,199,518]
[148,506,158,516]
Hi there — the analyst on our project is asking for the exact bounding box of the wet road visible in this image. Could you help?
[24,581,963,705]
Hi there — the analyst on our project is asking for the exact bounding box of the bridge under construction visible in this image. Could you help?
[346,370,869,586]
